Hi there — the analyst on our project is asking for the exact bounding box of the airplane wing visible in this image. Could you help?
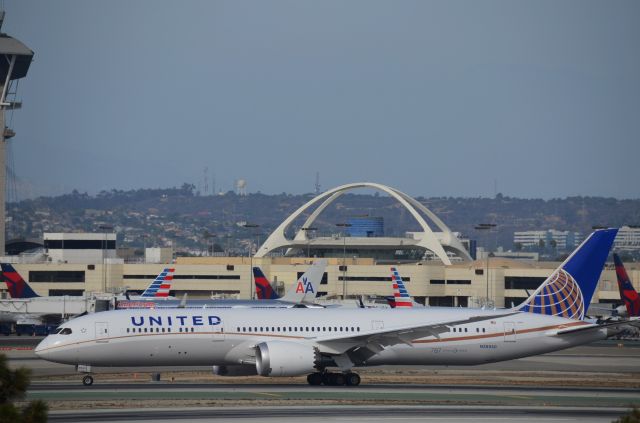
[314,312,519,363]
[550,318,640,337]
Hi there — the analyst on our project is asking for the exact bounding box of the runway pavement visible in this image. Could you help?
[45,405,630,423]
[2,339,639,422]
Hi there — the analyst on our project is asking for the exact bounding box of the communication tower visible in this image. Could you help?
[0,11,33,256]
[235,179,247,196]
[315,171,321,195]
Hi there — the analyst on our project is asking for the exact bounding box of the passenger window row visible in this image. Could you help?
[451,327,487,333]
[236,326,361,333]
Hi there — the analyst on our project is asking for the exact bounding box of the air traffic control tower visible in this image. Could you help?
[0,11,33,256]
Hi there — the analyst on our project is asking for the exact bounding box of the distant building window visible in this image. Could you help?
[504,277,546,290]
[339,265,347,272]
[475,269,484,275]
[226,265,235,271]
[44,240,115,250]
[48,289,84,296]
[30,271,85,283]
[447,280,471,285]
[337,276,410,282]
[87,264,95,270]
[430,280,445,285]
[123,274,240,280]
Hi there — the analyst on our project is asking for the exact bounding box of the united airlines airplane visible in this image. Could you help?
[35,229,631,387]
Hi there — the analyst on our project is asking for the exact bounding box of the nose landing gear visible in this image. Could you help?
[82,375,94,386]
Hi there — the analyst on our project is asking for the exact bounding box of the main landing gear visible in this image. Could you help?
[306,371,361,386]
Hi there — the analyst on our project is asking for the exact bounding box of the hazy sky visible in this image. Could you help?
[4,1,640,199]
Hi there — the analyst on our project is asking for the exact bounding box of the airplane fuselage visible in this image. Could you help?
[35,307,604,370]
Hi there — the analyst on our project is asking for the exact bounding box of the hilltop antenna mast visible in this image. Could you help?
[203,166,209,196]
[315,171,321,195]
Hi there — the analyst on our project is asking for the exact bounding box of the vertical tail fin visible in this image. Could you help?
[253,267,280,300]
[515,228,618,320]
[613,253,640,317]
[1,263,40,298]
[281,259,327,304]
[390,267,413,308]
[140,268,175,298]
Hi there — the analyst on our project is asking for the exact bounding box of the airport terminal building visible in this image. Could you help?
[1,183,635,310]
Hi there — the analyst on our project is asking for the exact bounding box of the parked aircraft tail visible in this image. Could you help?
[613,253,640,317]
[514,228,618,320]
[140,268,175,298]
[253,267,280,300]
[1,263,40,298]
[280,259,327,303]
[389,267,413,308]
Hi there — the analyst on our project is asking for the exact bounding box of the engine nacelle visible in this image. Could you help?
[255,341,320,377]
[212,365,258,377]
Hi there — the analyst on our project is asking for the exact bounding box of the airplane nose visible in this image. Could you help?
[34,337,51,359]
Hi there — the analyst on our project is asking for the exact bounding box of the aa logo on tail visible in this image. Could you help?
[295,277,315,294]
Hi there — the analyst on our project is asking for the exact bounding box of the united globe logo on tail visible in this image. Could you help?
[518,269,584,320]
[515,228,618,321]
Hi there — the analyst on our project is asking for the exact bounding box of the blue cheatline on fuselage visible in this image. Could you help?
[515,228,618,320]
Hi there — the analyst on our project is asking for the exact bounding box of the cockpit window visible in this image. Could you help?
[59,328,72,335]
[52,328,63,334]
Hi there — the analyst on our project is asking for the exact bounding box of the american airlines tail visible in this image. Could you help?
[389,267,413,308]
[1,263,40,298]
[613,253,640,317]
[280,259,327,303]
[514,228,618,320]
[253,267,279,300]
[140,268,175,298]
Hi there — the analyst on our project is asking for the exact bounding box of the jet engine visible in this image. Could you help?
[255,341,320,377]
[212,365,258,377]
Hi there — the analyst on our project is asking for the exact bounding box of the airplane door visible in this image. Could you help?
[211,323,224,342]
[503,322,516,342]
[95,322,109,343]
[371,320,384,331]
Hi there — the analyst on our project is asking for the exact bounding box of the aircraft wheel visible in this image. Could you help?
[307,372,323,385]
[329,372,345,386]
[82,375,94,386]
[345,372,361,386]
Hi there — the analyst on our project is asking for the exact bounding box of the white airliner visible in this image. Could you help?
[35,229,632,387]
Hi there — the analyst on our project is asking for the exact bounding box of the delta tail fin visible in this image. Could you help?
[613,253,640,317]
[253,267,280,300]
[514,228,618,320]
[140,268,175,298]
[281,259,328,304]
[1,263,40,298]
[390,267,414,308]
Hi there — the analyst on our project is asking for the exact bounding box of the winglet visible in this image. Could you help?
[1,263,39,298]
[515,228,618,320]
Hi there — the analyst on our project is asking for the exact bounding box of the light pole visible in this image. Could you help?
[98,224,113,293]
[242,223,260,300]
[335,223,352,299]
[301,227,317,258]
[474,223,496,307]
[203,230,216,256]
